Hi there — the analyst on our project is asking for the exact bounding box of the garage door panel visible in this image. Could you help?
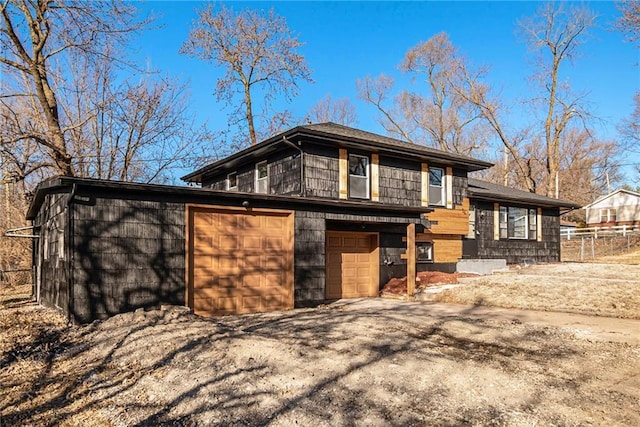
[242,235,262,249]
[220,234,239,249]
[188,207,293,317]
[265,236,284,250]
[325,231,378,300]
[264,273,286,288]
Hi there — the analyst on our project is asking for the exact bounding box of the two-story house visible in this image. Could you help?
[26,123,579,322]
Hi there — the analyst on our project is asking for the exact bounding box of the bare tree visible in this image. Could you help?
[308,95,358,126]
[617,0,640,44]
[357,33,488,156]
[181,4,313,146]
[454,67,538,192]
[0,0,147,176]
[60,51,213,183]
[356,75,413,142]
[518,3,596,197]
[619,93,640,177]
[1,1,211,187]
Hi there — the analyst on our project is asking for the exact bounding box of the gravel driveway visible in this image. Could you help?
[3,296,639,426]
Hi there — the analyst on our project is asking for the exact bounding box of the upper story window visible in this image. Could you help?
[428,167,445,206]
[227,172,237,190]
[349,154,369,199]
[600,208,616,223]
[499,206,537,240]
[255,161,268,194]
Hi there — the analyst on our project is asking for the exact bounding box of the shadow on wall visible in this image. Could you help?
[72,196,185,323]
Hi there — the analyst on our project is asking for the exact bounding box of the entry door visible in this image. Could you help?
[325,231,379,299]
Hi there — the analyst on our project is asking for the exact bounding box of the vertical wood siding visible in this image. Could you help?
[71,194,186,323]
[294,211,327,302]
[35,192,70,316]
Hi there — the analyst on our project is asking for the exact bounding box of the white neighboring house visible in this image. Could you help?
[583,189,640,226]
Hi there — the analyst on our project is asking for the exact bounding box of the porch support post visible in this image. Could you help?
[407,223,416,297]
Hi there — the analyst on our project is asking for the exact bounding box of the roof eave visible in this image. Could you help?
[468,191,582,209]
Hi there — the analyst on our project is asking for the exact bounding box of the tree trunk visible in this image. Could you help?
[244,84,257,146]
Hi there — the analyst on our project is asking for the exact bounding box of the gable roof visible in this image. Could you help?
[182,122,493,183]
[467,178,581,209]
[581,188,640,210]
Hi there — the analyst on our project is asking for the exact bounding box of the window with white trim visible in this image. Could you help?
[499,206,537,240]
[255,161,268,194]
[348,154,369,199]
[599,208,616,223]
[428,167,445,206]
[227,172,237,190]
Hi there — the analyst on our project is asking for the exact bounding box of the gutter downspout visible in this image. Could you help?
[282,136,305,197]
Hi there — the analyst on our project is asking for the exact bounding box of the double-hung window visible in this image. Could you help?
[499,206,537,240]
[255,161,268,194]
[428,167,445,206]
[348,154,369,199]
[227,172,237,190]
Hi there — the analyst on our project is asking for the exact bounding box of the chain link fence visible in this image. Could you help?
[561,233,640,262]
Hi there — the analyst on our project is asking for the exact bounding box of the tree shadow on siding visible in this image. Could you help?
[72,199,184,323]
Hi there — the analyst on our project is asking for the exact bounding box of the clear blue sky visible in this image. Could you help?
[135,1,640,182]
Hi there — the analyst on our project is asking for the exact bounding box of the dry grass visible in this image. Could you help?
[434,263,640,319]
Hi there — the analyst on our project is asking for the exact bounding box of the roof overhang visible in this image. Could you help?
[27,176,433,220]
[181,124,493,183]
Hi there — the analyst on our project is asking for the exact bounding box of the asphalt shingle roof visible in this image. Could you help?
[182,122,493,182]
[467,178,581,209]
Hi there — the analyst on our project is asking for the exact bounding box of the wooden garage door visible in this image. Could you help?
[325,231,379,299]
[187,206,294,316]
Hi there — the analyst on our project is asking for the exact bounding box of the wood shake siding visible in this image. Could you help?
[304,150,340,199]
[378,157,421,207]
[474,202,561,263]
[452,171,468,207]
[269,152,301,195]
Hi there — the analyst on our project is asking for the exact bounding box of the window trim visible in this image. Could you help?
[255,161,268,194]
[348,153,370,200]
[226,172,237,190]
[428,167,445,207]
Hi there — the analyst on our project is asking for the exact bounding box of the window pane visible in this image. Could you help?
[349,155,368,176]
[257,163,268,179]
[509,207,527,239]
[228,173,237,188]
[349,176,368,199]
[600,209,608,222]
[428,168,444,205]
[429,168,443,186]
[610,209,617,222]
[417,242,433,262]
[528,209,537,240]
[429,186,443,205]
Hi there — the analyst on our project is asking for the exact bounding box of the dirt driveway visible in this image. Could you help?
[2,291,639,426]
